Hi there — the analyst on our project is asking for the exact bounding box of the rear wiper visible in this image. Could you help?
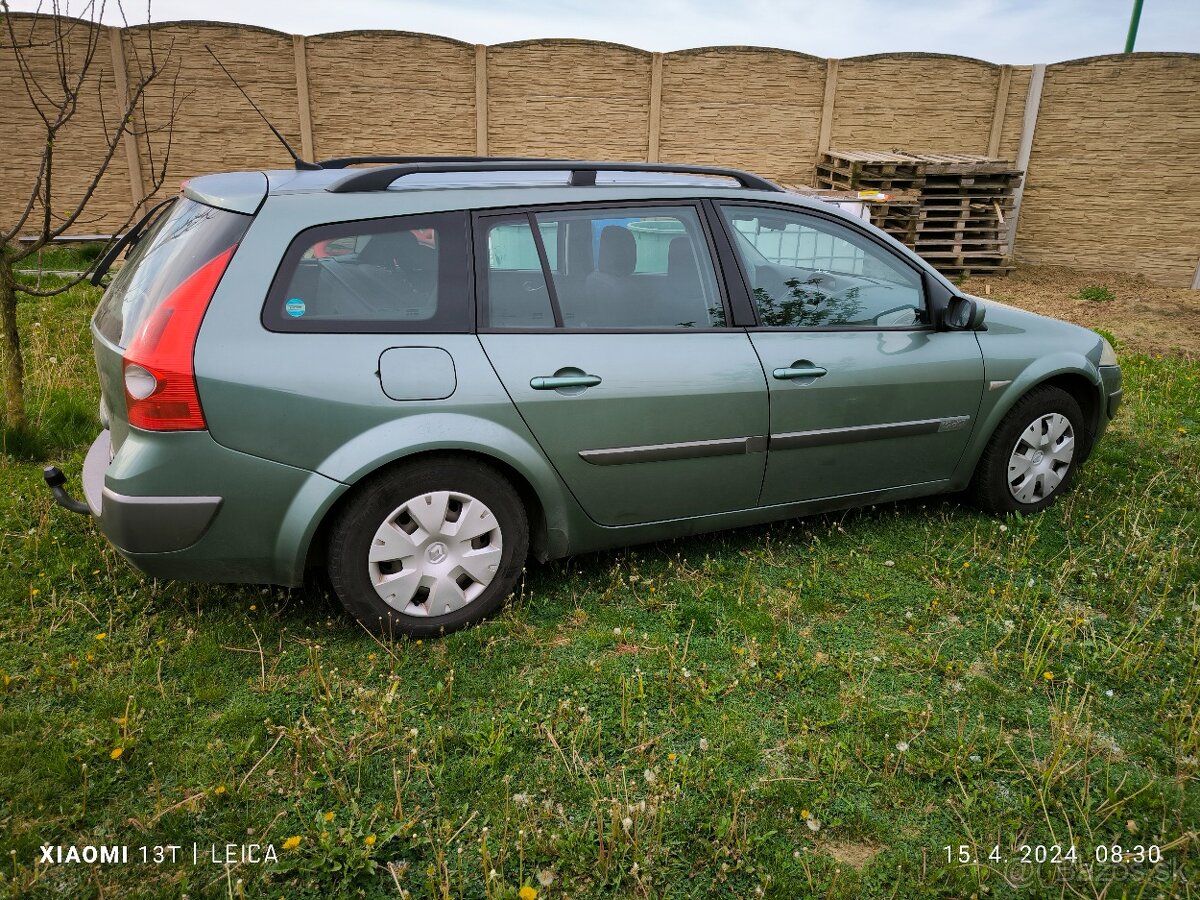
[90,197,177,286]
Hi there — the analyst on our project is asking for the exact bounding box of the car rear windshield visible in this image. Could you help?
[94,197,251,348]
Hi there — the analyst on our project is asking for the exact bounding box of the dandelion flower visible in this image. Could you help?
[643,769,656,785]
[800,808,811,819]
[365,834,376,847]
[214,785,226,795]
[282,836,301,851]
[31,588,40,597]
[698,738,709,752]
[537,870,555,887]
[110,747,123,760]
[896,741,909,753]
[622,817,633,832]
[806,816,821,833]
[667,752,677,762]
[519,887,538,900]
[1043,671,1054,681]
[95,632,106,641]
[323,811,335,822]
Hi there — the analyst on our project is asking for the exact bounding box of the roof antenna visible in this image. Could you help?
[205,45,322,171]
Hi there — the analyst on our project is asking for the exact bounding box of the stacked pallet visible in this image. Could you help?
[814,150,1024,276]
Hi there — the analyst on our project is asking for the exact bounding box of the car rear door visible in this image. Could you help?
[476,202,769,527]
[712,201,984,506]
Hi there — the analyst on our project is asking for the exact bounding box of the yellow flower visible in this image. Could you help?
[249,605,257,612]
[110,747,123,760]
[364,834,376,847]
[31,588,40,597]
[214,785,226,795]
[323,811,335,822]
[95,633,107,641]
[800,808,811,819]
[282,836,301,851]
[667,753,676,762]
[1043,671,1054,681]
[519,887,538,900]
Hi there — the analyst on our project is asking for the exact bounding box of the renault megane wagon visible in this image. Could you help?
[44,158,1123,636]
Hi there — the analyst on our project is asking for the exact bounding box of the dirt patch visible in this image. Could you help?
[822,840,884,869]
[959,265,1200,356]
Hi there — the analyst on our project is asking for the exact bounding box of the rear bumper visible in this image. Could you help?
[52,428,347,586]
[80,430,222,553]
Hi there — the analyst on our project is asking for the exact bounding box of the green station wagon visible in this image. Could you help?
[44,158,1123,636]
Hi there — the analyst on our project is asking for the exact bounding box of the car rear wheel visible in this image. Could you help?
[327,458,528,637]
[968,385,1087,516]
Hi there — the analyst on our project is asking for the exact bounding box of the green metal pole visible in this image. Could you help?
[1124,0,1144,52]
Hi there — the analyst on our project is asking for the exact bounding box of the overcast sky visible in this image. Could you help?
[9,0,1199,63]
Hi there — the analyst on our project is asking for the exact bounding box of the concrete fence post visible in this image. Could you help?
[292,35,315,161]
[648,52,663,162]
[475,45,488,155]
[107,26,146,211]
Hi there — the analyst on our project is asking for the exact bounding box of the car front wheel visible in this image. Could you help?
[327,458,529,637]
[968,385,1087,516]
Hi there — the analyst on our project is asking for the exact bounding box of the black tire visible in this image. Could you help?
[967,385,1088,516]
[327,457,528,638]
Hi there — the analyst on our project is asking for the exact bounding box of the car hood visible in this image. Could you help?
[966,295,1107,366]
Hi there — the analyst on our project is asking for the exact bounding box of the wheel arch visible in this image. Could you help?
[954,356,1104,487]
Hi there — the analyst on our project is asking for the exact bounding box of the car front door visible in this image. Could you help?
[713,201,985,506]
[476,203,769,527]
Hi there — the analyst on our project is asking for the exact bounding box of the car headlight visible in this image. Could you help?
[1099,337,1118,367]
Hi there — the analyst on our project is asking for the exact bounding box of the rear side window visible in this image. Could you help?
[480,205,727,330]
[94,198,250,347]
[264,212,470,332]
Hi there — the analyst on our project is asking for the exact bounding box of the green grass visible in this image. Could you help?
[1,280,1198,898]
[1076,285,1116,302]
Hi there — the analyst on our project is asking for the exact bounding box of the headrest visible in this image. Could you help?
[358,230,424,268]
[668,236,698,276]
[597,225,636,277]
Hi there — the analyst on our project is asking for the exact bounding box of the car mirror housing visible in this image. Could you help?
[943,295,986,331]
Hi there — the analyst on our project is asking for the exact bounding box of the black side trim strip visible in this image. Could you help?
[580,435,768,466]
[771,418,943,451]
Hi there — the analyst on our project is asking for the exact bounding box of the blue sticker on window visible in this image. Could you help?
[285,298,306,317]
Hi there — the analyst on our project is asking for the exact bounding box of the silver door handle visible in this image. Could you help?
[772,366,827,380]
[530,374,602,390]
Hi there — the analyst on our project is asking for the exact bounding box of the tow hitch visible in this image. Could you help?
[43,466,91,515]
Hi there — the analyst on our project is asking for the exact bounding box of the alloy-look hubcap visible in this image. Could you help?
[1007,412,1075,504]
[367,490,503,617]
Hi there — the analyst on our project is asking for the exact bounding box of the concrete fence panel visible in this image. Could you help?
[0,14,136,234]
[1015,53,1200,284]
[305,30,477,160]
[658,47,826,186]
[485,39,652,160]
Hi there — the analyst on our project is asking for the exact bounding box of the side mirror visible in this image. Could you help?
[943,295,986,331]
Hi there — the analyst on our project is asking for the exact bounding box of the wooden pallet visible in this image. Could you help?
[816,149,1024,275]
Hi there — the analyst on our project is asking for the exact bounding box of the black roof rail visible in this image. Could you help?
[318,155,579,170]
[325,160,784,193]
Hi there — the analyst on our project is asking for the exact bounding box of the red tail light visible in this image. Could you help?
[123,245,236,431]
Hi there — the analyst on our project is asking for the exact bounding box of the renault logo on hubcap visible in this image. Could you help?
[426,542,448,564]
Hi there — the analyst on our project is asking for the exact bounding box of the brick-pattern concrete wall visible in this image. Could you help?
[831,54,1008,155]
[0,15,136,236]
[659,48,826,186]
[487,40,652,160]
[306,31,477,159]
[1015,53,1200,285]
[2,13,1198,286]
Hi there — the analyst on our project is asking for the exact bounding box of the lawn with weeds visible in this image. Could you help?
[1,276,1198,898]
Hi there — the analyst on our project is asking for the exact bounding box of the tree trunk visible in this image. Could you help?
[0,251,26,429]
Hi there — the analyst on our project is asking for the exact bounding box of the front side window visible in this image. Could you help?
[720,205,925,328]
[264,211,469,332]
[482,205,726,330]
